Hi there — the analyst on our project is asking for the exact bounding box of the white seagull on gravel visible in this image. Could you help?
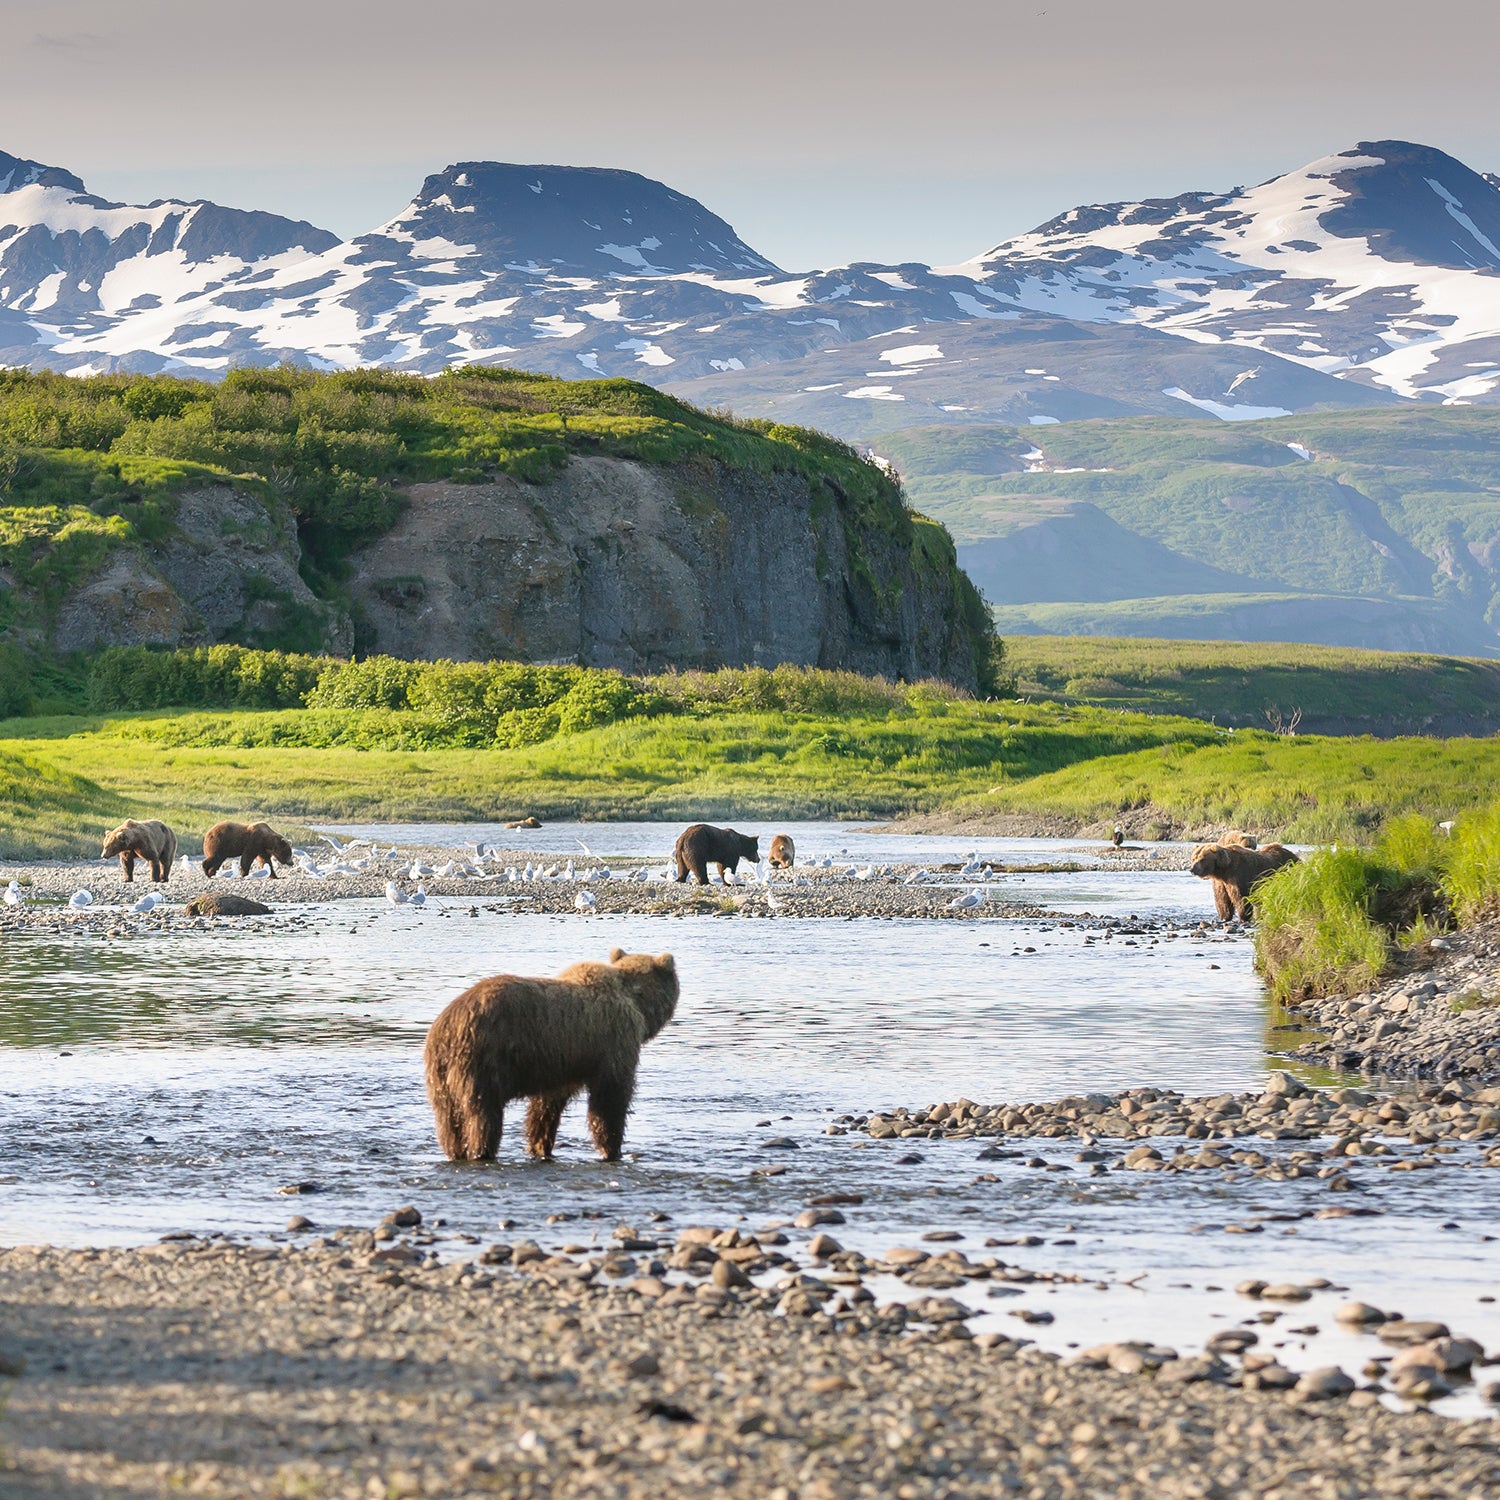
[385,881,408,906]
[574,890,596,911]
[948,887,985,911]
[69,890,93,908]
[3,880,24,905]
[131,892,162,914]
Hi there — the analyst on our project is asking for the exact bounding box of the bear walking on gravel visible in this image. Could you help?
[672,823,759,885]
[1190,841,1299,923]
[767,833,796,869]
[424,948,679,1162]
[101,819,177,883]
[201,820,295,879]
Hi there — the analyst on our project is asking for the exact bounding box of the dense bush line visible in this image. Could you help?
[75,647,977,749]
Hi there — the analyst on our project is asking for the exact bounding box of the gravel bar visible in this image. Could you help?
[2,1238,1497,1500]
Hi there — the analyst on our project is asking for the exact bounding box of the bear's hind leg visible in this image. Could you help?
[524,1088,576,1159]
[586,1070,636,1161]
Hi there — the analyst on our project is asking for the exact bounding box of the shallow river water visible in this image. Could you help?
[2,824,1496,1413]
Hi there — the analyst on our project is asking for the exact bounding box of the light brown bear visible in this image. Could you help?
[1219,829,1258,849]
[201,820,295,879]
[424,948,679,1163]
[101,819,177,883]
[1189,841,1299,923]
[767,833,796,869]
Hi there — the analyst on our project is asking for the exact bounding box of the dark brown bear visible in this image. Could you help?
[424,948,679,1162]
[101,819,177,882]
[767,833,796,869]
[201,820,295,879]
[1189,841,1300,923]
[672,823,760,884]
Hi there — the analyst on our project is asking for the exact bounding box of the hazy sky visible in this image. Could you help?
[5,0,1498,269]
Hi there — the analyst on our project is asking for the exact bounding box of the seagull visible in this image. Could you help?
[576,838,594,859]
[409,859,431,880]
[855,865,875,881]
[563,859,576,882]
[131,893,161,914]
[409,884,427,908]
[948,888,985,911]
[959,857,983,877]
[247,866,271,880]
[3,880,23,906]
[574,890,596,911]
[522,863,535,882]
[321,834,352,856]
[385,881,408,906]
[631,867,648,882]
[69,890,93,908]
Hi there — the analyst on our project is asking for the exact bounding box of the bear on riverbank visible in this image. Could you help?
[767,834,795,869]
[672,823,759,885]
[101,819,177,883]
[424,948,679,1162]
[201,821,295,879]
[1220,829,1258,849]
[1190,841,1299,923]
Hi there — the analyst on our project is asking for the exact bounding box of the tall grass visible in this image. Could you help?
[1254,808,1500,1001]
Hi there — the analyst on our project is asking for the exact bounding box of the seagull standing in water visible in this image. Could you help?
[69,890,93,908]
[409,884,428,908]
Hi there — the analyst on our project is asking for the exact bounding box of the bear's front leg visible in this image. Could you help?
[120,852,136,883]
[586,1071,636,1161]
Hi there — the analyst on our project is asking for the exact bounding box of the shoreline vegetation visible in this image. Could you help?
[8,643,1500,858]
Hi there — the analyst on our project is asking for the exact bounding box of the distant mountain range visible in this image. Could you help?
[3,140,1499,430]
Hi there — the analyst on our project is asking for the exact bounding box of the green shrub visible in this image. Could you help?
[86,644,328,712]
[1442,802,1500,923]
[0,641,34,718]
[1254,848,1396,1002]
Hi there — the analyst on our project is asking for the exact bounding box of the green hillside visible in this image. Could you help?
[878,408,1500,653]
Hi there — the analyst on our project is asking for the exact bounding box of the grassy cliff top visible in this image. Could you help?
[0,364,916,545]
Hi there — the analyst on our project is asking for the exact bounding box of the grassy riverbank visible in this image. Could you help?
[7,650,1500,859]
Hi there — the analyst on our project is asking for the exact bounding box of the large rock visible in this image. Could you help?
[346,456,981,686]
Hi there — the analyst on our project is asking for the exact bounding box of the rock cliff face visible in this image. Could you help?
[26,459,984,688]
[348,456,982,685]
[43,486,349,657]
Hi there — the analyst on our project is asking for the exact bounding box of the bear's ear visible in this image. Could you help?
[609,946,626,963]
[657,952,675,969]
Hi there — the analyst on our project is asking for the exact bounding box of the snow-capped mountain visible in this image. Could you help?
[947,141,1500,406]
[2,141,1498,426]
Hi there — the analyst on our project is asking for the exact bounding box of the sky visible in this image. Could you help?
[4,0,1499,271]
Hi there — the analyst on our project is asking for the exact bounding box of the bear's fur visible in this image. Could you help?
[101,819,177,883]
[1219,829,1258,849]
[423,947,679,1163]
[1189,841,1299,922]
[767,833,796,869]
[201,820,295,879]
[673,823,759,885]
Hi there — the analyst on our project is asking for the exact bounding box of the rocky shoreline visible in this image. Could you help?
[0,842,1189,933]
[3,1225,1497,1500]
[1282,920,1500,1081]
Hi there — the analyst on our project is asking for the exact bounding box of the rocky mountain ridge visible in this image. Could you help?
[1,141,1497,426]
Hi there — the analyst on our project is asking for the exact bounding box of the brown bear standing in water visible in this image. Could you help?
[101,819,177,882]
[767,833,796,869]
[424,948,679,1162]
[201,820,295,878]
[672,823,759,885]
[1189,841,1299,923]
